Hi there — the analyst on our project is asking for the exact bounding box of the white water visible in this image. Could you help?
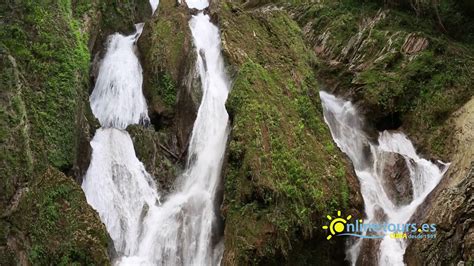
[83,1,229,265]
[118,11,230,265]
[150,0,159,14]
[184,0,209,10]
[83,21,160,259]
[319,91,448,265]
[90,24,149,130]
[82,128,160,255]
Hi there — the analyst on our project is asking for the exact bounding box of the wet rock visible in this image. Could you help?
[356,237,381,266]
[373,205,388,223]
[355,206,386,265]
[138,0,201,157]
[128,125,180,195]
[380,152,414,206]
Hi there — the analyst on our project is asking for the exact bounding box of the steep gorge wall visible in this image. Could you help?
[288,0,473,264]
[1,0,472,265]
[216,1,363,264]
[0,0,154,264]
[405,98,473,265]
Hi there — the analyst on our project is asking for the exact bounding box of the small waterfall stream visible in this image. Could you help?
[82,23,160,257]
[82,0,229,265]
[319,91,448,265]
[120,3,230,265]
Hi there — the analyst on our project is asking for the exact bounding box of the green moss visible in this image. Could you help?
[156,73,177,108]
[0,0,93,172]
[138,0,191,114]
[293,0,474,158]
[221,4,356,264]
[1,1,110,263]
[7,168,109,265]
[100,0,151,34]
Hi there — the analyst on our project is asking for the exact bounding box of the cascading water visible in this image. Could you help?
[118,4,230,265]
[83,0,229,265]
[90,24,149,130]
[319,91,448,265]
[82,21,160,259]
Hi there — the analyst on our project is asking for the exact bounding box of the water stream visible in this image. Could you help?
[319,91,448,265]
[82,0,229,265]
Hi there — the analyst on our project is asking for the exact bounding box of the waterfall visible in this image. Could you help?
[90,24,149,130]
[82,22,160,258]
[319,91,448,265]
[118,5,230,265]
[82,0,229,265]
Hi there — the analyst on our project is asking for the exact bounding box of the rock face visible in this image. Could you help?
[401,33,429,55]
[217,1,363,264]
[292,1,474,159]
[380,152,413,206]
[134,0,203,194]
[405,98,474,265]
[2,168,110,265]
[355,205,386,266]
[0,0,157,264]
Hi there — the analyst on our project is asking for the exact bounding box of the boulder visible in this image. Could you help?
[380,152,414,206]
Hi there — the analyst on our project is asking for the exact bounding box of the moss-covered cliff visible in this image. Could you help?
[292,0,474,159]
[288,0,474,264]
[217,2,363,264]
[0,0,154,264]
[0,0,110,263]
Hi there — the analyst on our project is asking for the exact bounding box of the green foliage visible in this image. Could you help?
[221,6,354,264]
[0,0,92,171]
[8,168,110,265]
[293,0,474,157]
[157,73,177,108]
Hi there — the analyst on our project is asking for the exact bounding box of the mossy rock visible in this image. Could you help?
[100,0,153,35]
[139,0,202,153]
[139,0,193,113]
[0,0,96,174]
[218,2,363,264]
[3,167,109,265]
[128,125,180,194]
[0,0,112,263]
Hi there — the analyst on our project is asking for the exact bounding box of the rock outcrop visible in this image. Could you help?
[2,168,110,265]
[405,98,474,265]
[134,0,203,194]
[217,1,363,264]
[0,0,157,263]
[379,152,413,206]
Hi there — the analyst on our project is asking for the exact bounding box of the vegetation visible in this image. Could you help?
[292,0,474,158]
[138,0,192,114]
[0,0,111,263]
[8,168,109,265]
[0,0,92,173]
[220,2,361,264]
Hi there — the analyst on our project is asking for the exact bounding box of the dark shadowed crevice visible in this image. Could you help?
[374,112,402,131]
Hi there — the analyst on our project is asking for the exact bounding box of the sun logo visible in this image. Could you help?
[322,211,352,240]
